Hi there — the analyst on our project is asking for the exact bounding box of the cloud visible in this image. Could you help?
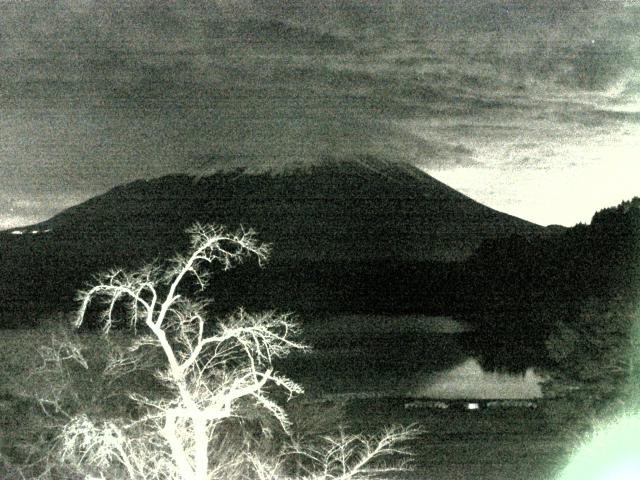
[0,191,84,229]
[0,0,638,227]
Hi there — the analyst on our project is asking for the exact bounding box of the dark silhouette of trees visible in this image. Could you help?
[459,197,640,373]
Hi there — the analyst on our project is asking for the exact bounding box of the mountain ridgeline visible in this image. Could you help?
[18,157,543,262]
[0,157,545,324]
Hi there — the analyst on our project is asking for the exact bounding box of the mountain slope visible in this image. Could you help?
[20,157,542,261]
[0,157,545,321]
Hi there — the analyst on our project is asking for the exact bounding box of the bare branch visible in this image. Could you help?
[48,223,417,480]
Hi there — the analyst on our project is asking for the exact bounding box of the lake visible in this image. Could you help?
[277,314,572,479]
[279,314,546,400]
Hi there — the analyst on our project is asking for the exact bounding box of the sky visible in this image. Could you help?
[1,0,639,228]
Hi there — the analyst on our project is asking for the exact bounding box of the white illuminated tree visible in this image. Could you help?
[53,223,418,480]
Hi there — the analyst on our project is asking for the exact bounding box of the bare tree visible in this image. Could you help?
[50,223,419,480]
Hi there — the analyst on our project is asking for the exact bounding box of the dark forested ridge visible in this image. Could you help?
[215,196,640,325]
[464,197,640,310]
[458,197,640,374]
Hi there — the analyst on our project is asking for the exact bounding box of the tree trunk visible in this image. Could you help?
[192,415,209,479]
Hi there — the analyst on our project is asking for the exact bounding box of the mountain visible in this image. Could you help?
[11,157,544,261]
[0,157,547,323]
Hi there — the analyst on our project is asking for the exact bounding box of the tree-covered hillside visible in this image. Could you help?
[461,197,640,409]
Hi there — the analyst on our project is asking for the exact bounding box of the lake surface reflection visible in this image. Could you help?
[280,315,544,399]
[412,358,543,399]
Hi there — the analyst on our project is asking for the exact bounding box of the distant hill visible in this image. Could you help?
[464,196,640,312]
[457,197,640,372]
[0,157,547,324]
